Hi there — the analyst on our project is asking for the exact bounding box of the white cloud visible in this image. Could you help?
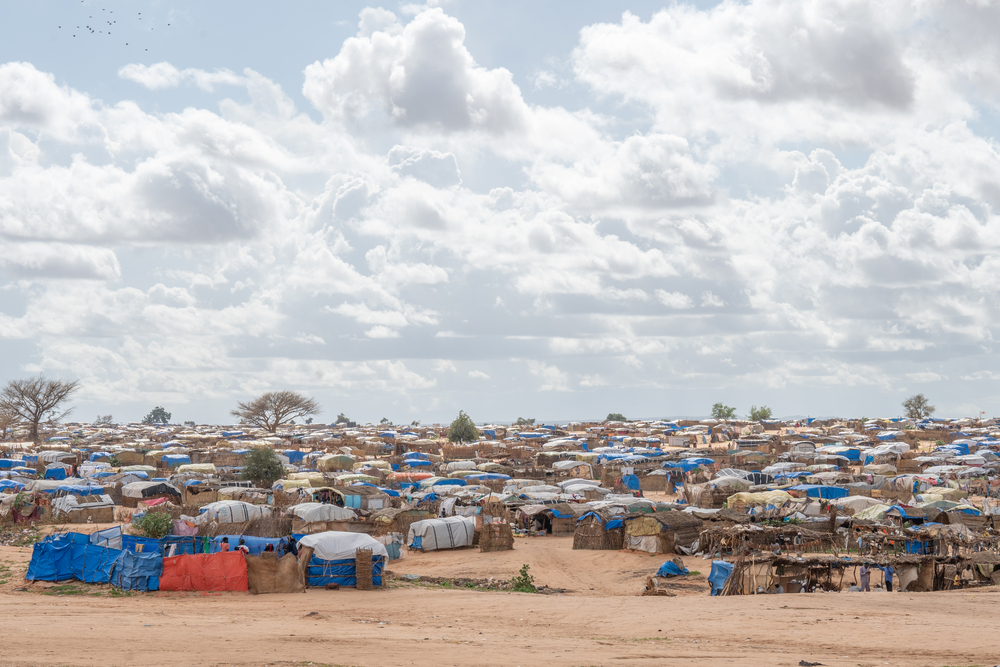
[118,62,245,91]
[303,8,528,135]
[468,370,490,379]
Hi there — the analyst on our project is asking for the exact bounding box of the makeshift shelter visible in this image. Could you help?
[194,500,272,525]
[573,511,625,550]
[407,516,476,551]
[246,552,305,594]
[624,511,704,554]
[121,481,181,508]
[298,532,388,587]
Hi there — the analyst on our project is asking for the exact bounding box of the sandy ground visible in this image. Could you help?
[1,534,999,667]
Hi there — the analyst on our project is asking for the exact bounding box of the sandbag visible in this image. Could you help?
[246,552,305,594]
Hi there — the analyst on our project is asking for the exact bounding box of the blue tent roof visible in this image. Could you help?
[788,484,849,499]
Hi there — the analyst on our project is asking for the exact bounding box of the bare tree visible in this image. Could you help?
[902,393,935,420]
[230,391,321,433]
[0,376,80,442]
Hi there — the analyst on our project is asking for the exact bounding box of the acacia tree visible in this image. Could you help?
[0,376,79,442]
[447,410,479,443]
[231,390,320,433]
[142,406,171,424]
[711,402,737,420]
[748,405,773,421]
[606,412,626,422]
[903,394,935,420]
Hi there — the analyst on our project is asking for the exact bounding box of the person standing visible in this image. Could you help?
[236,538,250,555]
[882,564,894,592]
[219,537,230,552]
[859,563,870,592]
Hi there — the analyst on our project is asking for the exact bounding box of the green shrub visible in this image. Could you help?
[511,564,536,593]
[134,510,172,539]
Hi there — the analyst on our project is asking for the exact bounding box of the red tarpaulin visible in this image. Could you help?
[159,551,248,592]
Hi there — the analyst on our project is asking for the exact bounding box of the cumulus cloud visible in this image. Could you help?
[302,8,528,134]
[2,3,1000,421]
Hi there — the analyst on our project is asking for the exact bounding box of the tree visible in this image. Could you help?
[380,417,391,425]
[711,403,737,420]
[142,406,171,425]
[903,394,935,420]
[305,417,313,425]
[230,391,321,433]
[606,412,626,422]
[0,376,79,442]
[183,420,195,427]
[242,447,285,488]
[411,420,420,427]
[748,405,773,421]
[95,415,114,425]
[335,413,351,424]
[447,410,479,443]
[514,417,536,426]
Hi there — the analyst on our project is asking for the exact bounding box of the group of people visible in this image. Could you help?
[851,563,894,592]
[218,536,299,557]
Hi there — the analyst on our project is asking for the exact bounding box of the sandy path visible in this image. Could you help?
[2,536,998,666]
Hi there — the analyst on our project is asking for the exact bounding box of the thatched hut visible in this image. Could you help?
[623,511,703,554]
[573,511,624,550]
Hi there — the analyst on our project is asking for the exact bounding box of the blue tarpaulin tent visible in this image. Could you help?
[161,454,191,467]
[282,450,306,464]
[788,484,849,499]
[621,474,640,491]
[708,560,734,596]
[44,467,67,480]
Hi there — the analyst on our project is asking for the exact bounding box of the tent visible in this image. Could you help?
[787,484,849,500]
[286,502,356,522]
[407,516,476,551]
[195,500,271,525]
[298,531,388,587]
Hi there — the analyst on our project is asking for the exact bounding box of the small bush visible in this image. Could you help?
[134,510,172,539]
[511,564,536,593]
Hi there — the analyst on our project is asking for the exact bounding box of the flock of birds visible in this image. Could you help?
[57,5,170,51]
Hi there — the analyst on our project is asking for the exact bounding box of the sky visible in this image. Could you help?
[2,0,1000,425]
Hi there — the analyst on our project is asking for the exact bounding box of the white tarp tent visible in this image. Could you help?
[407,515,475,551]
[195,500,271,524]
[287,502,356,522]
[298,531,388,561]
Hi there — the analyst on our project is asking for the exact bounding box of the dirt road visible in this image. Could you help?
[1,536,997,666]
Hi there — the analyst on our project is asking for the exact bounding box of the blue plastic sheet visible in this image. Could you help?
[306,556,385,587]
[621,474,640,491]
[656,560,689,577]
[111,550,162,591]
[708,560,734,596]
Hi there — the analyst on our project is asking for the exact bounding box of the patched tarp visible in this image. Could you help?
[306,555,385,588]
[656,560,689,577]
[159,551,248,592]
[23,531,120,584]
[111,550,162,591]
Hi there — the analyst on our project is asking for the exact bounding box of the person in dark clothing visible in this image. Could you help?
[283,537,298,557]
[263,543,275,552]
[882,564,894,592]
